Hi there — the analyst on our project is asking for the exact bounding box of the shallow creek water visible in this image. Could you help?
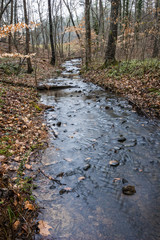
[34,59,160,240]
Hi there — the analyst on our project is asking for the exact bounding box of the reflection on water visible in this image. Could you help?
[34,59,160,240]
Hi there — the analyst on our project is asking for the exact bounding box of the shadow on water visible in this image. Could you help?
[34,59,160,240]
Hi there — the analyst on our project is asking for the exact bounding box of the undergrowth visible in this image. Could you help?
[105,58,160,78]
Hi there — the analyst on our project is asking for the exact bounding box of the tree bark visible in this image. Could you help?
[85,0,91,68]
[104,0,120,66]
[152,0,160,58]
[13,0,18,50]
[0,0,11,21]
[8,0,13,53]
[23,0,33,73]
[37,0,47,52]
[63,0,81,41]
[48,0,56,65]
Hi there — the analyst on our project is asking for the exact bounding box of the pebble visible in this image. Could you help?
[109,160,119,167]
[83,164,91,171]
[57,122,62,127]
[122,185,136,195]
[118,137,126,143]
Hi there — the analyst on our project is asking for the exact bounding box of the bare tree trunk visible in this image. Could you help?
[13,0,18,50]
[152,0,160,58]
[85,0,91,68]
[37,0,47,52]
[0,0,11,21]
[63,0,81,41]
[23,0,33,73]
[99,0,105,53]
[68,18,71,57]
[60,0,64,58]
[99,0,104,37]
[104,0,120,66]
[48,0,56,65]
[8,0,13,53]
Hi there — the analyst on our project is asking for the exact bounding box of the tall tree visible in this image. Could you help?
[48,0,56,65]
[63,0,81,41]
[152,0,160,58]
[104,0,120,66]
[8,0,13,53]
[13,0,18,50]
[23,0,33,73]
[85,0,91,68]
[99,0,104,37]
[0,0,11,22]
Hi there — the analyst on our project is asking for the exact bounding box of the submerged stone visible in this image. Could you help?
[83,164,91,171]
[118,137,126,143]
[109,160,119,166]
[122,185,136,195]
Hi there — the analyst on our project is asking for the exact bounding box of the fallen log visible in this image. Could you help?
[37,85,77,90]
[0,79,77,91]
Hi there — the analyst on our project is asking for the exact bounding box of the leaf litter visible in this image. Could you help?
[0,58,54,239]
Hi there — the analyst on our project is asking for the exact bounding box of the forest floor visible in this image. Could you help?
[83,58,160,119]
[0,57,59,239]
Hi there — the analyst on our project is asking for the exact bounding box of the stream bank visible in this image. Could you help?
[82,59,160,119]
[35,59,160,240]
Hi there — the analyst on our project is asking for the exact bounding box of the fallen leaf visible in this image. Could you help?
[92,139,97,142]
[109,160,119,166]
[25,164,32,170]
[69,136,74,138]
[64,187,72,191]
[0,156,6,162]
[14,156,21,162]
[113,178,121,183]
[13,220,20,230]
[64,158,72,162]
[78,176,85,181]
[24,201,35,211]
[38,220,52,236]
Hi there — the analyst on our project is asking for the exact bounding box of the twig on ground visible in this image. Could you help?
[38,168,64,185]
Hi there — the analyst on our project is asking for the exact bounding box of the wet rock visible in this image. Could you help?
[109,160,119,167]
[57,122,62,127]
[50,185,56,190]
[83,164,91,171]
[59,188,71,195]
[122,178,128,184]
[124,142,136,147]
[56,172,64,178]
[59,189,66,195]
[52,130,58,138]
[122,120,127,124]
[150,160,154,164]
[122,185,136,195]
[118,137,126,143]
[105,106,112,110]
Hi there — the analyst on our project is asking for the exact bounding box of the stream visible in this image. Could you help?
[34,59,160,240]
